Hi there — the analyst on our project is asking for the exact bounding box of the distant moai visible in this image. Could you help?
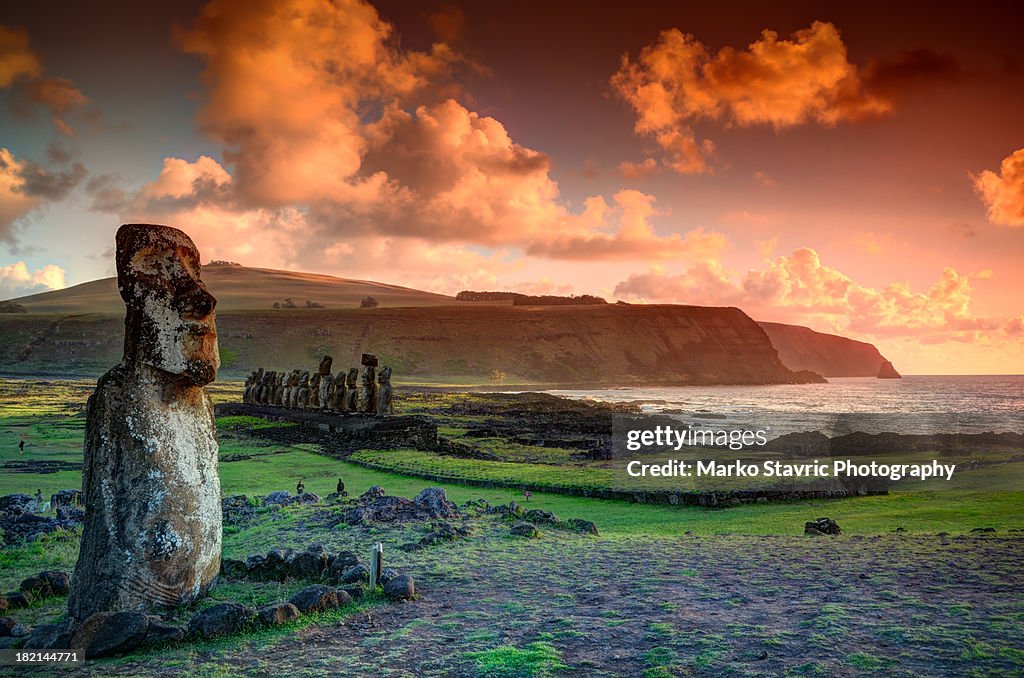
[317,355,334,410]
[377,365,393,416]
[297,371,311,408]
[67,224,222,623]
[274,372,286,405]
[360,353,378,414]
[309,372,321,408]
[344,368,359,412]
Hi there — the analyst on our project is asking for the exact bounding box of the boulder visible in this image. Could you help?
[295,492,321,505]
[383,574,415,600]
[20,575,51,596]
[334,589,354,605]
[188,602,256,639]
[339,563,370,585]
[263,491,294,506]
[412,487,459,520]
[0,494,33,513]
[22,620,74,650]
[288,548,328,580]
[805,517,841,536]
[258,602,301,626]
[361,486,386,501]
[565,518,599,536]
[220,558,247,578]
[4,591,32,608]
[510,521,540,538]
[143,617,184,646]
[523,509,560,525]
[329,551,361,578]
[38,571,71,596]
[380,567,400,585]
[0,617,17,636]
[289,585,339,614]
[71,611,149,658]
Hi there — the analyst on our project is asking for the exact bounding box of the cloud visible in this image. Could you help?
[0,25,42,86]
[614,247,1015,343]
[619,158,659,179]
[105,0,716,264]
[610,21,892,173]
[0,148,43,242]
[1,24,90,135]
[972,148,1024,226]
[0,260,65,299]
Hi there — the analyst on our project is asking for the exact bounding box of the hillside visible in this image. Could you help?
[0,304,819,386]
[0,264,900,385]
[7,263,454,314]
[758,321,890,377]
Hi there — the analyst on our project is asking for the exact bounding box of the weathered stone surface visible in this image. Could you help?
[565,518,600,535]
[413,487,459,520]
[22,619,74,650]
[143,617,185,645]
[71,611,150,658]
[383,574,415,600]
[805,517,841,535]
[360,365,377,414]
[258,602,301,626]
[68,224,222,623]
[187,602,255,639]
[289,585,339,614]
[339,563,370,585]
[377,366,393,415]
[344,368,359,411]
[5,591,32,608]
[510,521,540,538]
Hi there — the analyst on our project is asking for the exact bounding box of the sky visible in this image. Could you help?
[1,0,1023,374]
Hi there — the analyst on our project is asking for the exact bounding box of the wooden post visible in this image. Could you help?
[370,542,383,588]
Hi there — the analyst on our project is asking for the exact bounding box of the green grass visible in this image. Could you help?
[464,641,568,677]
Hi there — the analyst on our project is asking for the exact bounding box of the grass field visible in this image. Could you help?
[1,377,1022,676]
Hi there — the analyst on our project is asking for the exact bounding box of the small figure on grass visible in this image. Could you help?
[523,490,532,502]
[19,437,25,454]
[296,480,305,495]
[337,478,345,495]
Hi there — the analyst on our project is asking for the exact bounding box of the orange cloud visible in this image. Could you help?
[619,158,659,179]
[0,260,65,299]
[610,21,891,173]
[615,247,1016,343]
[972,148,1024,226]
[0,25,42,86]
[0,148,42,240]
[139,1,712,263]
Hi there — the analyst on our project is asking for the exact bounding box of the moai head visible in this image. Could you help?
[116,224,219,386]
[300,371,310,386]
[318,355,333,375]
[346,368,359,387]
[311,373,321,388]
[378,366,392,384]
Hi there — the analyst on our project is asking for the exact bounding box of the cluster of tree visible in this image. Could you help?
[360,296,379,308]
[206,260,241,266]
[272,298,324,309]
[456,290,607,306]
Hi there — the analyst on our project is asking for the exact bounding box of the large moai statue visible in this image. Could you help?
[67,224,222,623]
[259,370,274,404]
[377,365,394,416]
[317,355,334,410]
[360,353,378,414]
[344,368,359,412]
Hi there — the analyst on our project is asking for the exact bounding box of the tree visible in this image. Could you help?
[360,296,379,308]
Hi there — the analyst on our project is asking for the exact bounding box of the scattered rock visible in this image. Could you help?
[412,487,459,520]
[335,589,354,605]
[565,518,599,535]
[20,575,50,596]
[524,509,560,525]
[143,617,184,646]
[383,574,415,600]
[804,518,841,536]
[510,521,540,538]
[488,501,525,520]
[22,619,74,650]
[263,491,294,506]
[71,611,149,658]
[289,585,339,614]
[361,486,386,501]
[258,602,301,626]
[341,586,364,601]
[0,617,17,636]
[380,567,400,585]
[188,602,256,639]
[38,571,71,596]
[970,527,996,533]
[4,591,32,608]
[339,563,370,585]
[289,545,329,579]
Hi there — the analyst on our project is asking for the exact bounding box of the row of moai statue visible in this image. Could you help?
[243,353,393,415]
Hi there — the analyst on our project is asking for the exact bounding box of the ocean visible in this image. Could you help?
[546,375,1024,435]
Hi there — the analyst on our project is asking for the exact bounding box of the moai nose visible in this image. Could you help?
[179,283,217,319]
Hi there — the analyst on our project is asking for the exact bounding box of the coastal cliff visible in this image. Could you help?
[758,321,895,378]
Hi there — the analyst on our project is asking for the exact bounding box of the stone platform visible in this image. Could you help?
[215,403,437,454]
